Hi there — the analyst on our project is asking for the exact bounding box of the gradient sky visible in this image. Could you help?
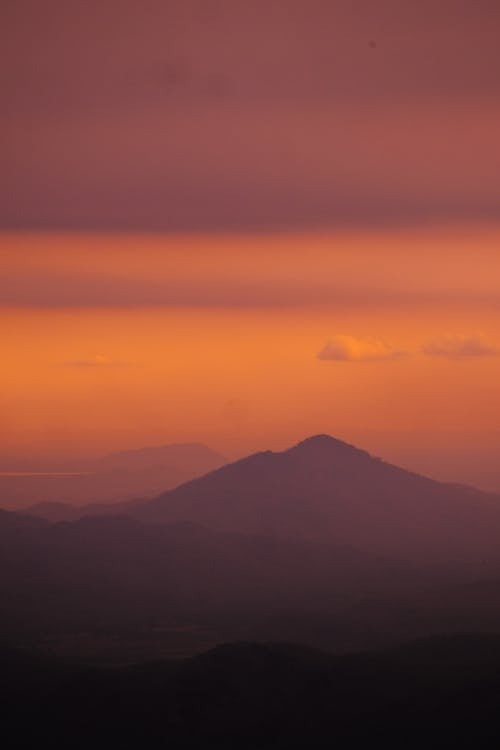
[2,0,500,229]
[1,2,500,488]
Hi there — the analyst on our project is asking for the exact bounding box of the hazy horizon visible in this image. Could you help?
[3,2,500,492]
[2,227,499,493]
[3,395,500,494]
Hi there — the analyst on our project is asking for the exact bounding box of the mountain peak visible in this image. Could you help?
[289,434,370,458]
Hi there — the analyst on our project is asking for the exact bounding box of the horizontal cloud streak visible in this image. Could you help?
[3,104,500,232]
[422,334,500,359]
[2,230,500,310]
[63,355,125,368]
[2,270,500,310]
[317,335,406,362]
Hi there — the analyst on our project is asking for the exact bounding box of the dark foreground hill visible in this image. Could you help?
[0,509,434,653]
[6,434,500,659]
[131,434,500,565]
[4,635,500,748]
[4,506,500,660]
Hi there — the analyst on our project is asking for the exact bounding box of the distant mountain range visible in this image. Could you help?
[3,434,500,658]
[26,434,500,566]
[0,442,226,510]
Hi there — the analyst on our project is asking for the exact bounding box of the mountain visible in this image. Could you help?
[131,434,500,565]
[92,442,226,476]
[8,434,500,659]
[8,443,226,514]
[5,636,500,747]
[19,498,149,523]
[0,507,431,653]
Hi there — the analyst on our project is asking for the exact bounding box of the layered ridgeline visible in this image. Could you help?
[130,435,500,566]
[23,434,500,564]
[4,434,500,657]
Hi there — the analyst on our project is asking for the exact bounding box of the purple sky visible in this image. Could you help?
[2,0,500,230]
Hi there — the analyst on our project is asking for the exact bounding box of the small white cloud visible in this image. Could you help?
[317,335,406,362]
[422,333,499,359]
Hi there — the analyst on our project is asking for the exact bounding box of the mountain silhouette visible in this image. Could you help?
[130,434,500,565]
[5,436,500,657]
[5,635,500,747]
[93,442,225,475]
[15,443,226,516]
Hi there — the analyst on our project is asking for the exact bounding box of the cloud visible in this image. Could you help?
[422,333,500,359]
[1,2,500,231]
[0,269,470,310]
[63,355,122,368]
[317,335,406,362]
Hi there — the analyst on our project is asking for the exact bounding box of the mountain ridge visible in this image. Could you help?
[130,434,500,565]
[17,433,500,568]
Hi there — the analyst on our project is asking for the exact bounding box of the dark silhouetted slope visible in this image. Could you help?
[5,436,500,660]
[134,434,500,564]
[0,507,429,650]
[5,635,500,747]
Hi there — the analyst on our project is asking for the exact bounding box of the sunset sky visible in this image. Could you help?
[1,1,499,488]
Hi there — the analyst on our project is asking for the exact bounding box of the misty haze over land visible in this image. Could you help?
[0,442,226,510]
[3,434,500,745]
[3,434,500,654]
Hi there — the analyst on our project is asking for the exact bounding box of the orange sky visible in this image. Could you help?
[2,3,500,492]
[1,226,499,488]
